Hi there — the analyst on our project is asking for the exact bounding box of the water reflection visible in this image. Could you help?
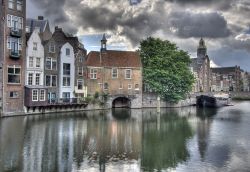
[0,102,250,171]
[141,109,193,171]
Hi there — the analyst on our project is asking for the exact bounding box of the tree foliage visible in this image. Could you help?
[139,37,194,102]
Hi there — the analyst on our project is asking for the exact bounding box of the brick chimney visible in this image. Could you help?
[38,16,44,20]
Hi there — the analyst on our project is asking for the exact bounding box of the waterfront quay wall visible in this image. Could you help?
[142,93,196,108]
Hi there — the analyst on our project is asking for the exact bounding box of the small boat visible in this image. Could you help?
[196,93,231,108]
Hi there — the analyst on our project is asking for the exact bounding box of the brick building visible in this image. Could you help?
[190,38,211,92]
[0,0,26,116]
[211,66,242,92]
[86,35,143,108]
[43,27,87,103]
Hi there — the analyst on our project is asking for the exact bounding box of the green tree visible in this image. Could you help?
[140,37,194,102]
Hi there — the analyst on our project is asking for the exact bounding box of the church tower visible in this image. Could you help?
[197,38,207,64]
[101,34,107,52]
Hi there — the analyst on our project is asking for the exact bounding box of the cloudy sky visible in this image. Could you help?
[27,0,250,71]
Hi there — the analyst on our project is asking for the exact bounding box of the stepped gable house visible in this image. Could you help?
[86,34,143,108]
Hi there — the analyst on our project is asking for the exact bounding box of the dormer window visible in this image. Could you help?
[66,48,70,56]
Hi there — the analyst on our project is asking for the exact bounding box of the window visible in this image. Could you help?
[63,77,70,86]
[46,57,56,70]
[33,42,37,51]
[52,75,57,86]
[49,43,55,53]
[112,68,118,78]
[9,91,19,98]
[66,48,70,56]
[62,92,70,102]
[78,67,83,76]
[77,79,83,90]
[36,57,41,68]
[28,73,33,85]
[128,84,132,89]
[46,75,57,87]
[17,0,23,11]
[40,90,45,101]
[29,57,34,68]
[119,83,123,89]
[7,15,23,29]
[35,73,40,85]
[32,90,38,101]
[8,0,14,9]
[7,37,22,51]
[79,56,84,62]
[125,69,132,79]
[52,60,57,70]
[104,83,108,90]
[8,66,21,84]
[63,63,70,75]
[90,68,97,79]
[98,83,103,89]
[135,84,139,90]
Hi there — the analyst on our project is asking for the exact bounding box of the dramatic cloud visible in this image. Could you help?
[28,0,250,71]
[168,11,231,38]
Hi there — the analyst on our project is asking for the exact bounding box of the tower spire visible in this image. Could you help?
[101,34,107,51]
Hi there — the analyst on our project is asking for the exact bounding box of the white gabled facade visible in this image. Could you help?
[26,28,44,86]
[59,42,75,100]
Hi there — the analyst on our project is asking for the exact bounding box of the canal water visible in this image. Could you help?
[0,101,250,172]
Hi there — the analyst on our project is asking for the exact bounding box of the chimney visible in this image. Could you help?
[38,16,44,20]
[55,26,62,32]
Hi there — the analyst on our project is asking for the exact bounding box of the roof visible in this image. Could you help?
[26,18,48,33]
[86,50,142,68]
[211,66,239,74]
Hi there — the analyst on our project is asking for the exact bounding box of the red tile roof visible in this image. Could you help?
[86,50,142,68]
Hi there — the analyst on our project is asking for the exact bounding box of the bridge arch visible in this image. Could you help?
[112,96,131,108]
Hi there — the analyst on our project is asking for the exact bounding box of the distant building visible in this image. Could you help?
[86,34,143,108]
[26,16,52,41]
[24,28,47,108]
[0,0,26,116]
[190,38,211,92]
[241,71,249,92]
[211,66,242,92]
[43,27,87,103]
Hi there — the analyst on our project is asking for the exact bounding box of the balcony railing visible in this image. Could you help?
[10,50,20,59]
[10,28,22,38]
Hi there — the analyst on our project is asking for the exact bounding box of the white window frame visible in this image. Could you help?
[77,79,83,90]
[7,37,22,51]
[32,89,39,101]
[45,75,57,87]
[40,89,45,101]
[90,68,97,79]
[78,67,83,76]
[66,48,70,56]
[63,76,71,87]
[7,65,21,84]
[35,73,40,85]
[36,57,41,68]
[33,42,37,51]
[7,15,23,29]
[29,56,34,68]
[112,68,118,78]
[8,0,14,9]
[125,69,132,79]
[28,73,33,85]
